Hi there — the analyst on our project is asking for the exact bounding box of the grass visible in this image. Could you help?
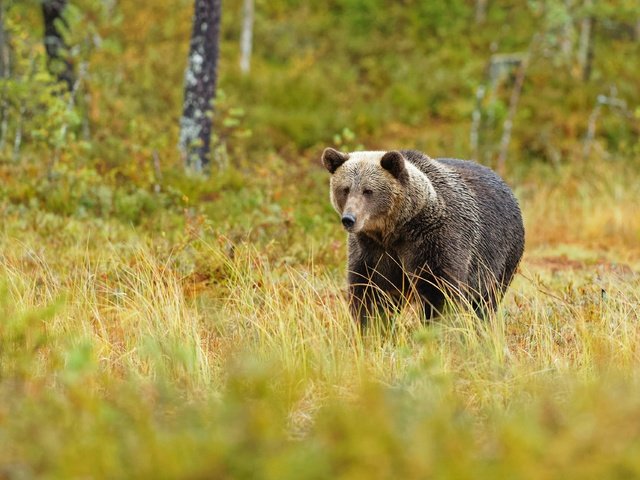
[1,156,640,478]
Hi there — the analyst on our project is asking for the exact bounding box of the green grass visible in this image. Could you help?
[1,157,640,478]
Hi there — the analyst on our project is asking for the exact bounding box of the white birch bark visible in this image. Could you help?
[577,0,593,81]
[240,0,253,74]
[475,0,488,24]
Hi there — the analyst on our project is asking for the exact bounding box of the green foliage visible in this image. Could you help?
[333,127,363,152]
[0,20,77,157]
[0,284,60,381]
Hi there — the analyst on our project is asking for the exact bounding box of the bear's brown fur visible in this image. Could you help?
[322,148,525,325]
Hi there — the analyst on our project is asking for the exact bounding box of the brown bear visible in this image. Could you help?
[322,148,525,325]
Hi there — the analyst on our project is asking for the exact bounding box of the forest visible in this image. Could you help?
[1,0,640,477]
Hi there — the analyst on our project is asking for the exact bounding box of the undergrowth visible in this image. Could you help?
[1,157,640,478]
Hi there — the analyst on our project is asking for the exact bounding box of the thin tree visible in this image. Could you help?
[475,0,488,24]
[0,1,8,79]
[179,0,222,173]
[577,0,594,82]
[0,1,9,149]
[239,0,253,74]
[42,0,74,90]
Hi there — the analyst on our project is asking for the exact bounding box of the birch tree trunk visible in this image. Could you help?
[239,0,254,74]
[0,2,7,79]
[179,0,222,173]
[577,0,594,82]
[0,1,9,149]
[42,0,74,91]
[496,57,528,173]
[559,0,574,60]
[475,0,488,24]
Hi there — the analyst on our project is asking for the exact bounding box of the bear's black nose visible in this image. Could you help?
[341,214,356,229]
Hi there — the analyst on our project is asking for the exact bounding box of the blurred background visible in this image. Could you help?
[2,0,639,251]
[3,1,639,172]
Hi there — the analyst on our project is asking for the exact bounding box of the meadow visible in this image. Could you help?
[2,1,640,478]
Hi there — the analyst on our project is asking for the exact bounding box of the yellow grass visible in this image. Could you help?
[1,161,640,477]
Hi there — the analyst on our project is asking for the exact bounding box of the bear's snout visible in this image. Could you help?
[341,214,356,230]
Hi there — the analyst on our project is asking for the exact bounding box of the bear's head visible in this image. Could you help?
[322,148,419,237]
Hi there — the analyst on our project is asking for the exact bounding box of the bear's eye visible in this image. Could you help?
[342,187,350,195]
[363,189,373,196]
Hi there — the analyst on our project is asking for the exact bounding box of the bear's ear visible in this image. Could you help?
[322,148,349,174]
[380,151,407,181]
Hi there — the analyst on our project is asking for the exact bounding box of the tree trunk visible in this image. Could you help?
[239,0,254,74]
[559,0,574,61]
[42,0,74,91]
[0,1,8,150]
[0,2,8,79]
[179,0,222,173]
[577,0,594,82]
[496,57,528,173]
[475,0,488,24]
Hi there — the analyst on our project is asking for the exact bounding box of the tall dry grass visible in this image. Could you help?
[1,160,639,476]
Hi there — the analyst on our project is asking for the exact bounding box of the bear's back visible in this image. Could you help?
[400,150,504,192]
[401,150,525,292]
[400,150,520,222]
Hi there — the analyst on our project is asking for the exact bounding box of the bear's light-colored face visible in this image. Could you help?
[322,149,407,235]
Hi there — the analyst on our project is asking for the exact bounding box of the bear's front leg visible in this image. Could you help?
[347,255,387,327]
[409,260,463,322]
[347,276,377,327]
[348,269,401,327]
[347,235,406,327]
[416,279,446,321]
